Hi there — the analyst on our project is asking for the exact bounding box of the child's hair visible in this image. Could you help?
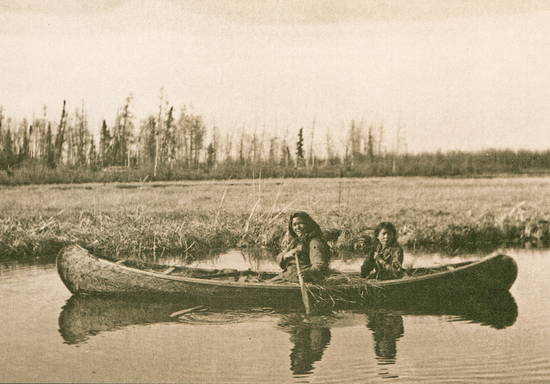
[374,222,398,242]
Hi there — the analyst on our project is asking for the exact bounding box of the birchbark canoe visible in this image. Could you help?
[57,245,518,306]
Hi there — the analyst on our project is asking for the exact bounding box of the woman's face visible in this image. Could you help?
[292,217,309,237]
[377,228,394,247]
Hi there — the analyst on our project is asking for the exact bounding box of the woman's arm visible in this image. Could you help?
[299,239,330,282]
[277,241,301,270]
[308,238,330,271]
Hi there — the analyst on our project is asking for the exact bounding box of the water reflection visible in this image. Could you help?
[369,290,519,330]
[0,258,55,276]
[59,291,518,376]
[366,312,404,365]
[360,291,518,379]
[277,316,332,375]
[58,295,188,344]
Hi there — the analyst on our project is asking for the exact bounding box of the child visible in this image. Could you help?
[361,222,405,280]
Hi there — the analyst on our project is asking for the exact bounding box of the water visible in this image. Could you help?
[1,249,549,383]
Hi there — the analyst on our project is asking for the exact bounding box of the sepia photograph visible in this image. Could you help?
[1,1,549,382]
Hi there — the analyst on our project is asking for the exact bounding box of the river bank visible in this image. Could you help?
[1,177,549,261]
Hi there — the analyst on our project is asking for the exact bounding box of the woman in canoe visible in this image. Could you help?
[361,222,405,280]
[272,211,331,283]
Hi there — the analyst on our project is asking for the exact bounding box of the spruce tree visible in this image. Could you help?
[296,127,304,167]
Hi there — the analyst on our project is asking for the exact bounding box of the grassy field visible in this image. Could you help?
[1,176,550,261]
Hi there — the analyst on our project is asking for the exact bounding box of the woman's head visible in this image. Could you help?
[374,222,398,247]
[288,211,322,239]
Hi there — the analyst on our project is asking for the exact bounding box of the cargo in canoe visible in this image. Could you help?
[57,245,518,308]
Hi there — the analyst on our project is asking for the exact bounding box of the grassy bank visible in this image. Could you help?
[1,177,549,261]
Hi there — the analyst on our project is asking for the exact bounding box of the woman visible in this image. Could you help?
[272,211,331,283]
[361,222,405,280]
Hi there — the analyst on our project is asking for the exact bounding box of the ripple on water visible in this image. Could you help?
[176,308,278,325]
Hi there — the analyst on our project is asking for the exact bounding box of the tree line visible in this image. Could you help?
[1,96,550,183]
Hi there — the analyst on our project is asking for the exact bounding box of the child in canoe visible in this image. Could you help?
[361,222,405,280]
[272,211,331,283]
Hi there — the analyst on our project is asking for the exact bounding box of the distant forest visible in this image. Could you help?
[1,96,550,184]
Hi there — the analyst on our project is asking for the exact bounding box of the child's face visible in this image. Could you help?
[377,228,394,247]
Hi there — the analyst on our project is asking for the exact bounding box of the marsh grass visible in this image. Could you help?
[1,177,549,261]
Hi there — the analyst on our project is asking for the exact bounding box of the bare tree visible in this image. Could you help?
[139,115,156,166]
[111,94,134,166]
[325,129,333,166]
[308,117,316,168]
[365,125,375,164]
[346,120,363,166]
[54,100,67,165]
[154,89,166,176]
[378,124,384,156]
[268,136,279,165]
[177,106,206,169]
[74,101,89,167]
[99,120,112,167]
[224,130,234,164]
[44,122,55,168]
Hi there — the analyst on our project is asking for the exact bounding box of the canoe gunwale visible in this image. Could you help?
[103,257,302,291]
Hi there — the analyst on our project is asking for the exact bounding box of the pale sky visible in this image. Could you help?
[1,0,550,154]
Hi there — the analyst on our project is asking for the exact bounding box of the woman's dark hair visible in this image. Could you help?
[288,211,323,239]
[374,222,398,242]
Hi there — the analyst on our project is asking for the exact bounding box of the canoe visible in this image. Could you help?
[57,245,517,308]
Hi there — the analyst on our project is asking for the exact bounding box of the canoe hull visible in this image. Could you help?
[57,245,306,305]
[57,245,518,307]
[366,252,518,298]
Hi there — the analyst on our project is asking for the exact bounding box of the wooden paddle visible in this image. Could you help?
[294,253,311,315]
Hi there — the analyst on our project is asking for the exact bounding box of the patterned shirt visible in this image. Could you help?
[361,243,404,280]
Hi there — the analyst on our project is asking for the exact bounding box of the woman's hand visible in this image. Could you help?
[299,267,317,282]
[284,249,298,260]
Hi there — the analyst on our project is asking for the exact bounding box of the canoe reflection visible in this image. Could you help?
[58,295,192,344]
[59,294,303,344]
[58,291,518,375]
[365,290,518,330]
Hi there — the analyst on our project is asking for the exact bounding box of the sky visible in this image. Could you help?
[1,0,550,154]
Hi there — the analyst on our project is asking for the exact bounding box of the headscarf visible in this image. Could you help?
[287,211,324,249]
[277,211,329,274]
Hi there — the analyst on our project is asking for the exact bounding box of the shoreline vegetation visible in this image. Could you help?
[2,152,550,186]
[1,177,549,262]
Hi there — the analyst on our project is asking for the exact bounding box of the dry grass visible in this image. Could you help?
[1,176,550,260]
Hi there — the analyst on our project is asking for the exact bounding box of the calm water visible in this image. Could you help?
[1,249,549,383]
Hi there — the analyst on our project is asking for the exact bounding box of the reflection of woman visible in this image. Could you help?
[366,312,404,364]
[272,211,331,283]
[289,327,331,375]
[278,315,332,376]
